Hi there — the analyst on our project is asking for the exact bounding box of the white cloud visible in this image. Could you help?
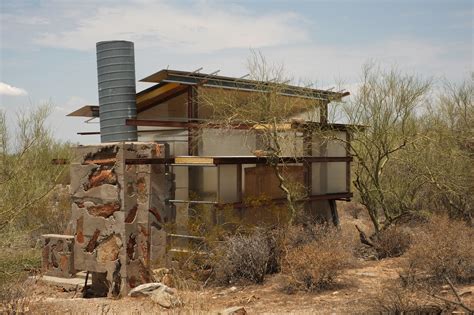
[0,82,28,96]
[35,2,309,52]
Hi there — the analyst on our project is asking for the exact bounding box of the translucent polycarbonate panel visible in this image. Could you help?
[327,162,347,193]
[173,166,188,189]
[312,161,347,194]
[199,167,218,200]
[278,131,304,157]
[187,166,217,201]
[327,131,347,157]
[199,129,256,156]
[311,162,327,195]
[291,106,321,122]
[137,130,188,143]
[312,131,347,157]
[218,165,239,203]
[241,164,256,193]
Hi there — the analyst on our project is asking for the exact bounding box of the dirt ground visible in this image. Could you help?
[19,208,474,314]
[24,256,474,314]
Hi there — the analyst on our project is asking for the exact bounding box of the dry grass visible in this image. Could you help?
[280,224,354,292]
[344,202,365,219]
[403,215,474,284]
[0,276,36,314]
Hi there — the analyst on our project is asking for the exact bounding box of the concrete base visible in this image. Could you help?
[32,274,91,291]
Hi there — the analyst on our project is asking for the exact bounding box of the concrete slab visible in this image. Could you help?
[32,275,91,290]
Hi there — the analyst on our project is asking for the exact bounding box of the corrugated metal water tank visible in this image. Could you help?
[96,40,138,142]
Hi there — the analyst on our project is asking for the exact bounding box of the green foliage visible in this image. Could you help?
[343,64,431,232]
[344,64,473,233]
[0,105,71,231]
[0,104,71,290]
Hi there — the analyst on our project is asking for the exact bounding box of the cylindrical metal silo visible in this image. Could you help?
[96,40,138,143]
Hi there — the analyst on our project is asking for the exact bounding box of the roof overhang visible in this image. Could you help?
[67,69,350,118]
[140,69,349,101]
[67,105,99,117]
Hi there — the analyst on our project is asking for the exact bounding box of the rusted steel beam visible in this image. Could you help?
[77,131,101,135]
[210,156,352,165]
[217,192,353,209]
[126,118,365,132]
[346,130,352,193]
[125,158,174,165]
[125,119,253,130]
[84,158,117,165]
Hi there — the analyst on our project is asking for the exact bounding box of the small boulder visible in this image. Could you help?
[150,286,182,308]
[128,283,163,297]
[219,306,247,315]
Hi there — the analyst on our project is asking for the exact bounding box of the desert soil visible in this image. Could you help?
[24,210,474,314]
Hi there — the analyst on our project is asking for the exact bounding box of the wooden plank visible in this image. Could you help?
[136,82,180,104]
[137,85,189,113]
[174,156,214,165]
[66,105,99,117]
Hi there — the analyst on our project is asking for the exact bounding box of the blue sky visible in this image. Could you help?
[1,0,472,144]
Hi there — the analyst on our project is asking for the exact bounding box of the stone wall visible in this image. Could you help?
[67,142,171,297]
[41,234,75,278]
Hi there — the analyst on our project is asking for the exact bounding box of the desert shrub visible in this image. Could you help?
[371,281,442,314]
[372,225,412,259]
[404,215,474,284]
[212,228,277,284]
[281,224,353,292]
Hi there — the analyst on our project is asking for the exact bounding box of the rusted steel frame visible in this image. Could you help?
[187,86,199,155]
[346,130,352,193]
[168,199,218,205]
[77,129,185,135]
[302,129,313,200]
[77,131,101,135]
[55,156,351,166]
[167,233,205,240]
[211,156,352,165]
[125,158,174,165]
[126,118,361,133]
[216,192,353,209]
[126,118,253,130]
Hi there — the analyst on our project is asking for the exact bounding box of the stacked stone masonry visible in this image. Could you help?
[40,142,172,297]
[41,234,76,278]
